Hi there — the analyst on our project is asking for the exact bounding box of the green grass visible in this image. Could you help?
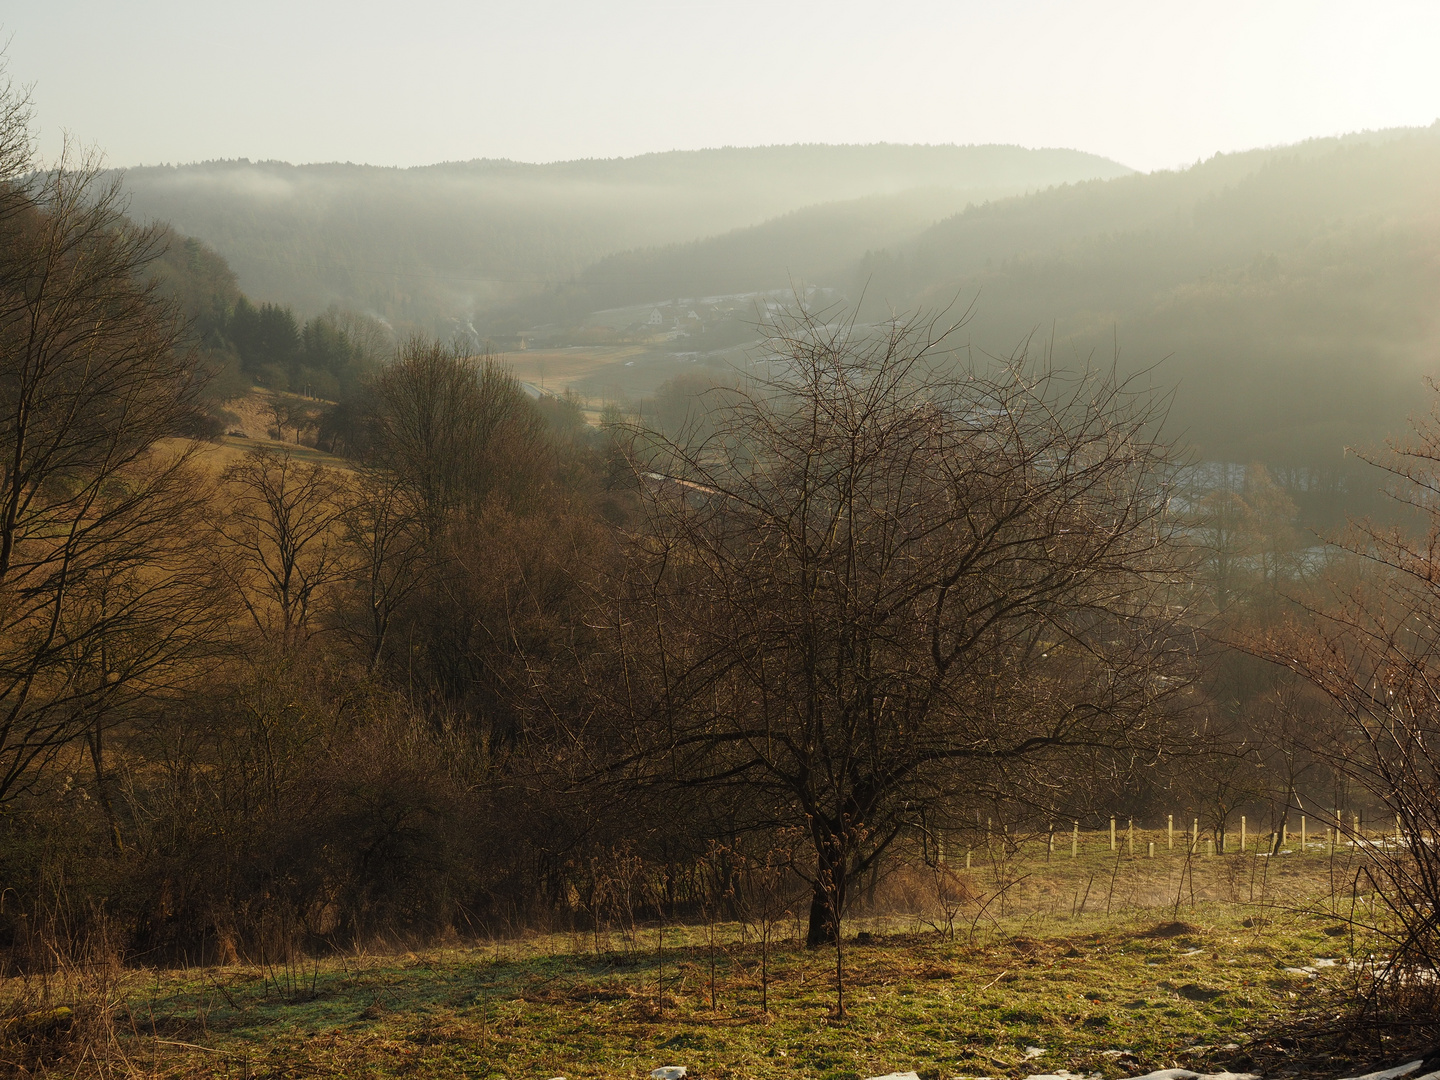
[92,842,1382,1079]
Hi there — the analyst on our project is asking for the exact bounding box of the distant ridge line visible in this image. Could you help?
[117,142,1135,175]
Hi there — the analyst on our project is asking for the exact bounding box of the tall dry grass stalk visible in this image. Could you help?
[1,912,142,1078]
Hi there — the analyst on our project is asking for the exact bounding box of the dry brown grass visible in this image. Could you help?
[0,929,137,1079]
[503,345,650,393]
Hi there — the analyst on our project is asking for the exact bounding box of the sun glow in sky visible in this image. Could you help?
[8,0,1440,172]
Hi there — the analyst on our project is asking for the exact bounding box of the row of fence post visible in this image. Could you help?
[958,811,1412,864]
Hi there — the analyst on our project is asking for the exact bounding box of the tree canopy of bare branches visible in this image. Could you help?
[217,447,348,648]
[338,466,432,672]
[1266,384,1440,978]
[613,307,1193,946]
[0,106,226,802]
[364,337,550,537]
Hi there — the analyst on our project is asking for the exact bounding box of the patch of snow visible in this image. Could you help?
[1336,1061,1436,1080]
[1009,1052,1440,1080]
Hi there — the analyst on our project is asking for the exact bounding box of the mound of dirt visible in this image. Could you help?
[1142,921,1202,939]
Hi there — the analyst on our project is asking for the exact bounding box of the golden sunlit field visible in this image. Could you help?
[504,346,653,392]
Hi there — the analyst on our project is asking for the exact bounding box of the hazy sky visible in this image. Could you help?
[6,0,1440,173]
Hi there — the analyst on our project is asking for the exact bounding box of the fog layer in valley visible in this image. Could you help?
[119,145,1131,328]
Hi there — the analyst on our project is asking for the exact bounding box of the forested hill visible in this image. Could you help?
[497,187,989,330]
[859,124,1440,471]
[114,144,1132,329]
[122,127,1440,503]
[568,125,1440,481]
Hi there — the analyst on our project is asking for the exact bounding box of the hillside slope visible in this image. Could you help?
[498,187,998,331]
[859,125,1440,473]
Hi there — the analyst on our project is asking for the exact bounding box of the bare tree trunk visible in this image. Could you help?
[87,721,123,854]
[806,880,836,947]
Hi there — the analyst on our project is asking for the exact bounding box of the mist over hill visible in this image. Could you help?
[117,144,1131,331]
[871,124,1440,475]
[494,187,988,331]
[122,127,1440,517]
[524,125,1439,509]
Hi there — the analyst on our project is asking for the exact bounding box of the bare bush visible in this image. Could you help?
[1266,385,1440,1005]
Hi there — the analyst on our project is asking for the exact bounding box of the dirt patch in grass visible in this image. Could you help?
[1142,921,1202,939]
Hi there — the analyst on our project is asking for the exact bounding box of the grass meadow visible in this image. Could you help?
[4,830,1410,1079]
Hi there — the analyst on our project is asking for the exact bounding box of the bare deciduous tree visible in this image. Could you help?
[267,396,322,445]
[1267,385,1440,982]
[365,337,549,537]
[338,466,432,672]
[0,107,226,802]
[613,306,1192,951]
[217,447,347,647]
[1193,462,1301,614]
[0,60,32,220]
